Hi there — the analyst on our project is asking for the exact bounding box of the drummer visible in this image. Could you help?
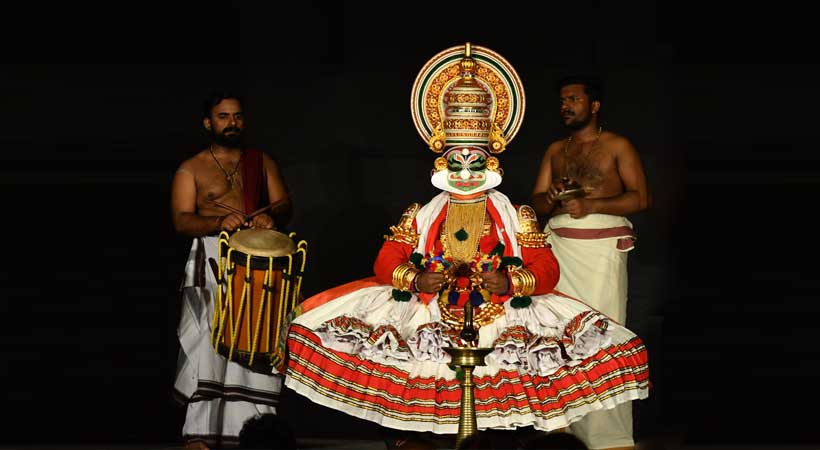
[170,89,292,450]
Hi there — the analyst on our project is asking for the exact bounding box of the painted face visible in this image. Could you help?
[431,146,502,194]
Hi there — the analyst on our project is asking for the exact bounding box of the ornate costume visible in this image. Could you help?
[283,44,649,438]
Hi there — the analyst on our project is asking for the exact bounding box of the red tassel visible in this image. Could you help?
[457,291,469,307]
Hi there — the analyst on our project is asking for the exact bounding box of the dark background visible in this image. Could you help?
[2,1,818,447]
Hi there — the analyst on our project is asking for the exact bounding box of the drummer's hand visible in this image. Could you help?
[219,213,246,232]
[250,213,274,230]
[415,272,445,293]
[481,270,509,294]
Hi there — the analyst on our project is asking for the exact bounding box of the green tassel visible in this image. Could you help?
[454,228,468,241]
[455,368,465,383]
[501,256,523,268]
[392,289,411,302]
[409,252,424,270]
[510,296,532,308]
[491,242,505,256]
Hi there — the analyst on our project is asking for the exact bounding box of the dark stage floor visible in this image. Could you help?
[2,442,819,450]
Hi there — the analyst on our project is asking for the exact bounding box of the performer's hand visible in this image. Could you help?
[250,213,274,229]
[481,271,509,294]
[563,198,588,219]
[219,213,247,232]
[415,272,445,293]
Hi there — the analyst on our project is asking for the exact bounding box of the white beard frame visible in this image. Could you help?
[431,168,502,195]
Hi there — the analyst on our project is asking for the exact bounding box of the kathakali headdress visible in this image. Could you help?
[411,42,525,195]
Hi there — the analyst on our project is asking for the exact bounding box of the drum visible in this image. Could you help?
[211,228,307,373]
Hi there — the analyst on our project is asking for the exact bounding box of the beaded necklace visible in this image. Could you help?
[209,144,243,189]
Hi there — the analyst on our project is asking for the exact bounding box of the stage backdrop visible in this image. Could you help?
[1,2,817,446]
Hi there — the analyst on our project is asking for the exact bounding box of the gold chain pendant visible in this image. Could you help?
[445,197,487,264]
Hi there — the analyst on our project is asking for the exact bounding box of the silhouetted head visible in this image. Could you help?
[238,413,298,449]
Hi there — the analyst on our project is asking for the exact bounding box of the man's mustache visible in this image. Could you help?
[222,127,241,134]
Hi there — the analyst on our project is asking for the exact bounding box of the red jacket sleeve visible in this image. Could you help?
[373,240,413,285]
[521,245,560,295]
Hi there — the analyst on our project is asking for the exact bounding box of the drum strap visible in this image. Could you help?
[253,271,300,293]
[279,271,300,282]
[208,257,220,284]
[241,148,267,215]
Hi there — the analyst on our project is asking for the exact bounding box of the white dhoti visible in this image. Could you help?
[546,213,638,449]
[174,236,282,448]
[546,214,635,323]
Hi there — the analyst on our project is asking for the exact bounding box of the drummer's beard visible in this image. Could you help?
[210,126,243,147]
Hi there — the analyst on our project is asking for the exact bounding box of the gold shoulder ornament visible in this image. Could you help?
[384,203,421,247]
[514,204,550,248]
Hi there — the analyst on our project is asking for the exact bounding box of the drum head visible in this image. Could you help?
[228,228,297,257]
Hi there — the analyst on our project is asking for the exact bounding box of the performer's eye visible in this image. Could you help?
[468,160,485,170]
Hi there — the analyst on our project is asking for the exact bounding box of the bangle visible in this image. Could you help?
[509,268,536,296]
[392,263,420,291]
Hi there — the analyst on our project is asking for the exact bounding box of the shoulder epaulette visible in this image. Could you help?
[515,204,550,248]
[384,203,421,247]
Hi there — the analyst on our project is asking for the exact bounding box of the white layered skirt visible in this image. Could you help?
[285,285,649,434]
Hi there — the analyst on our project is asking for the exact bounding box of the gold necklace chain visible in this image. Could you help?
[209,145,243,189]
[562,126,602,180]
[563,125,603,156]
[445,196,487,264]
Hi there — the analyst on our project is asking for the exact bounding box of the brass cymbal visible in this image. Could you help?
[228,228,297,257]
[556,188,586,202]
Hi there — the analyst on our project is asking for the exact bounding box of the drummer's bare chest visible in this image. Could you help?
[195,165,245,208]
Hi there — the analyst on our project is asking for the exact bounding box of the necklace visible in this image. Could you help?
[562,126,602,184]
[209,145,243,189]
[445,196,487,264]
[563,125,603,157]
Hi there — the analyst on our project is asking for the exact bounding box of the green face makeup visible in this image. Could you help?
[446,148,488,192]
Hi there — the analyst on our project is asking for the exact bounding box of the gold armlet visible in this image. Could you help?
[392,263,420,291]
[515,231,551,248]
[509,267,536,297]
[515,204,550,248]
[384,203,421,247]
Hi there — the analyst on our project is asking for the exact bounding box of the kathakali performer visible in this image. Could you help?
[283,43,649,447]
